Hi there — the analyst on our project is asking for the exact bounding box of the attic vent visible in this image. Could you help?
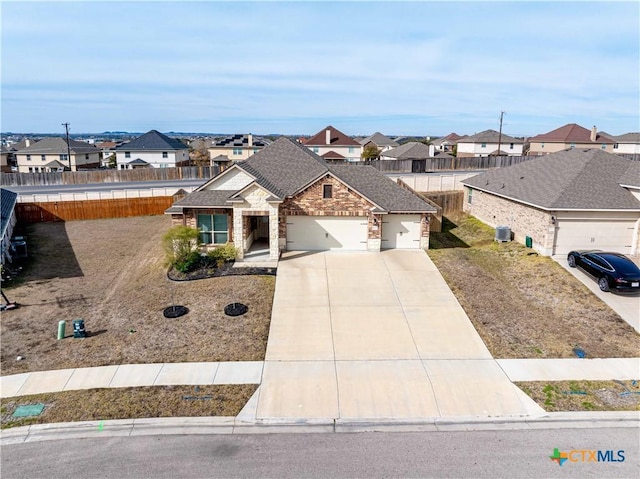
[520,176,525,180]
[495,226,511,242]
[501,183,505,189]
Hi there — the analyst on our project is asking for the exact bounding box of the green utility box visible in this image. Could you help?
[525,236,533,248]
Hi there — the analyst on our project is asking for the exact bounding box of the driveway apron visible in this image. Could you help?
[256,250,543,420]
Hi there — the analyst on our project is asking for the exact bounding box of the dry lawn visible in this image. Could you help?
[1,216,275,376]
[428,213,640,359]
[516,380,640,412]
[1,384,257,429]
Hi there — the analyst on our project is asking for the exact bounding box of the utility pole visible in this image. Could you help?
[497,111,505,156]
[62,122,71,169]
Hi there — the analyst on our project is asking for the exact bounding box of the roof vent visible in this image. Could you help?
[495,226,511,243]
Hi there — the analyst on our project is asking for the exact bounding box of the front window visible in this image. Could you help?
[232,148,242,155]
[348,147,354,154]
[613,143,619,149]
[85,154,89,159]
[197,214,228,244]
[41,154,46,161]
[125,152,131,158]
[481,143,486,148]
[509,143,514,149]
[61,154,68,161]
[601,144,606,150]
[26,155,31,161]
[570,143,575,149]
[312,147,319,153]
[323,184,333,199]
[467,187,473,204]
[541,143,544,149]
[162,152,168,158]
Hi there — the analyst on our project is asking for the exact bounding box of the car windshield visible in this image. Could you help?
[602,255,640,276]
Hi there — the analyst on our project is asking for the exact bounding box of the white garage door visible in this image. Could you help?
[286,216,368,251]
[381,214,422,249]
[553,220,635,255]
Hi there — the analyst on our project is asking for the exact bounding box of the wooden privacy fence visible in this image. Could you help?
[1,165,219,187]
[420,191,465,217]
[370,155,536,173]
[16,197,175,223]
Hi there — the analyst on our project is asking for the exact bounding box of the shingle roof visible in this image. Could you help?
[529,123,614,143]
[17,137,99,155]
[609,132,640,143]
[383,142,432,159]
[460,129,522,144]
[43,160,67,169]
[328,165,436,213]
[462,148,640,210]
[1,188,18,240]
[304,126,360,146]
[114,130,187,151]
[1,145,8,154]
[359,132,399,148]
[128,158,149,165]
[321,150,346,160]
[621,162,640,188]
[172,190,237,208]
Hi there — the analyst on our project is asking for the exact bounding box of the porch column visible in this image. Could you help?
[233,210,244,260]
[269,211,280,260]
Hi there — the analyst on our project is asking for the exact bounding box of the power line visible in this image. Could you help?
[62,122,71,169]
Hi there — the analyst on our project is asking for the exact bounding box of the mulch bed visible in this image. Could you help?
[168,260,277,281]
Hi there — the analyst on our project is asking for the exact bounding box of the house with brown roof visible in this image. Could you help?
[166,137,436,261]
[303,126,362,162]
[15,138,100,173]
[456,130,523,157]
[461,149,640,256]
[359,132,399,153]
[431,132,464,152]
[528,123,615,155]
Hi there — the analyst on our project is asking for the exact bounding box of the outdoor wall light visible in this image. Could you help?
[551,215,556,225]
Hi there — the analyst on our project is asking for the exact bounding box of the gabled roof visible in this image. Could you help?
[621,162,640,188]
[0,145,8,154]
[16,137,99,155]
[114,130,187,151]
[383,142,432,159]
[321,150,346,160]
[462,148,640,210]
[459,130,522,144]
[175,136,434,214]
[1,188,18,240]
[128,158,149,165]
[607,132,640,143]
[304,126,360,147]
[529,123,614,144]
[359,132,399,148]
[211,134,270,147]
[43,160,67,169]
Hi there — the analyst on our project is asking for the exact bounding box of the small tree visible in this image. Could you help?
[162,226,200,272]
[106,153,116,168]
[361,144,381,161]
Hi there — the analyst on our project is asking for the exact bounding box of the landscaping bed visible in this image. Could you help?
[516,380,640,412]
[1,385,257,429]
[427,213,640,359]
[1,216,275,376]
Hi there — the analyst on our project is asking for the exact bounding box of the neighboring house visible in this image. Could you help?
[381,141,451,160]
[166,137,436,261]
[359,132,399,153]
[303,126,362,162]
[461,149,640,256]
[15,138,100,173]
[1,145,10,173]
[607,132,640,155]
[115,130,189,170]
[95,141,118,167]
[432,132,464,152]
[1,188,18,265]
[206,134,270,167]
[456,130,524,157]
[528,123,615,155]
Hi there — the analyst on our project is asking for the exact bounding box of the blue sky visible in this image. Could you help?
[1,1,639,136]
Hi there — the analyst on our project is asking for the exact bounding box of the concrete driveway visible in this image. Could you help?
[553,255,640,333]
[256,250,542,420]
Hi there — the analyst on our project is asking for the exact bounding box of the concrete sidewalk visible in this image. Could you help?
[498,358,640,382]
[0,362,263,398]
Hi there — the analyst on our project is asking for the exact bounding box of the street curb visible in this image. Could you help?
[2,412,638,444]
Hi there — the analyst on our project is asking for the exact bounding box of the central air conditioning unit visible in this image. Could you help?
[495,225,511,242]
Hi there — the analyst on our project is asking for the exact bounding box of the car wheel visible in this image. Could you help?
[568,255,576,268]
[598,277,610,292]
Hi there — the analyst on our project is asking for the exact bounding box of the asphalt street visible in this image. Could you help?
[2,428,637,479]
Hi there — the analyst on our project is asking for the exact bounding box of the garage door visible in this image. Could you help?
[286,216,368,251]
[553,220,635,255]
[381,214,422,249]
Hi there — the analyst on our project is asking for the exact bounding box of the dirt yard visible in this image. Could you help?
[1,216,275,376]
[428,213,640,359]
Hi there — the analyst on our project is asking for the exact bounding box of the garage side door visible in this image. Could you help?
[286,216,368,251]
[381,214,421,249]
[553,220,635,255]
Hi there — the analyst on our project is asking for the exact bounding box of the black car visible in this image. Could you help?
[567,250,640,293]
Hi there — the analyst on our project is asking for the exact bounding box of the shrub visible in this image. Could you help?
[162,226,200,269]
[206,244,237,263]
[174,250,201,273]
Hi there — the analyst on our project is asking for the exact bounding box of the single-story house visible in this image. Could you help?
[1,188,18,265]
[461,148,640,256]
[166,137,436,261]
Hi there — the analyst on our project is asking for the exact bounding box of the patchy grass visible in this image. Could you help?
[1,216,275,376]
[428,213,640,358]
[1,385,257,429]
[516,380,640,412]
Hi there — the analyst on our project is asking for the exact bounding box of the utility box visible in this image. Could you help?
[525,236,533,248]
[73,319,86,338]
[495,226,511,242]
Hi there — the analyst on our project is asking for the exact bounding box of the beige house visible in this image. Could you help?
[15,138,100,172]
[456,130,524,157]
[207,134,270,168]
[167,137,435,261]
[528,123,615,155]
[1,145,10,173]
[462,149,640,256]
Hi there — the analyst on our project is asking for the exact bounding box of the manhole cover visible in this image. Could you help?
[13,404,45,418]
[163,305,189,318]
[224,303,248,316]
